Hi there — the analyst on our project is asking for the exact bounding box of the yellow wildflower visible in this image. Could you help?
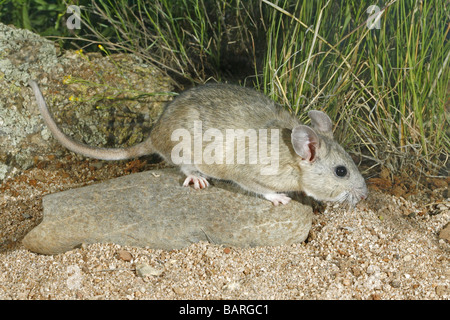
[98,44,108,55]
[62,75,72,84]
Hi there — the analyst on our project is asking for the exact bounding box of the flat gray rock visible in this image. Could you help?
[22,169,313,254]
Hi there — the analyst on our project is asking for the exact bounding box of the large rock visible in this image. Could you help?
[0,22,173,181]
[22,169,313,254]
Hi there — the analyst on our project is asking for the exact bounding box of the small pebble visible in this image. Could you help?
[403,254,412,262]
[135,264,163,277]
[223,281,241,291]
[117,250,132,262]
[173,286,185,295]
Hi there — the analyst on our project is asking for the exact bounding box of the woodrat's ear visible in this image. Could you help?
[291,125,320,162]
[308,110,333,138]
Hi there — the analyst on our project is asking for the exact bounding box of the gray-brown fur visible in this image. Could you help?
[29,80,368,206]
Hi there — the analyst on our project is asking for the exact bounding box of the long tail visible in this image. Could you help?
[28,80,153,160]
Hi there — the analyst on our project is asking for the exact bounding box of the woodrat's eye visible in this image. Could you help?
[335,166,347,177]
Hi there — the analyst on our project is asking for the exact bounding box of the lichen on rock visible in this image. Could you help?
[0,22,174,181]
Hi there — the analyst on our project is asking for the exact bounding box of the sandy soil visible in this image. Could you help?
[0,157,448,300]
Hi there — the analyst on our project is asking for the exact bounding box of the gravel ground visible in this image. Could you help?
[0,157,448,300]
